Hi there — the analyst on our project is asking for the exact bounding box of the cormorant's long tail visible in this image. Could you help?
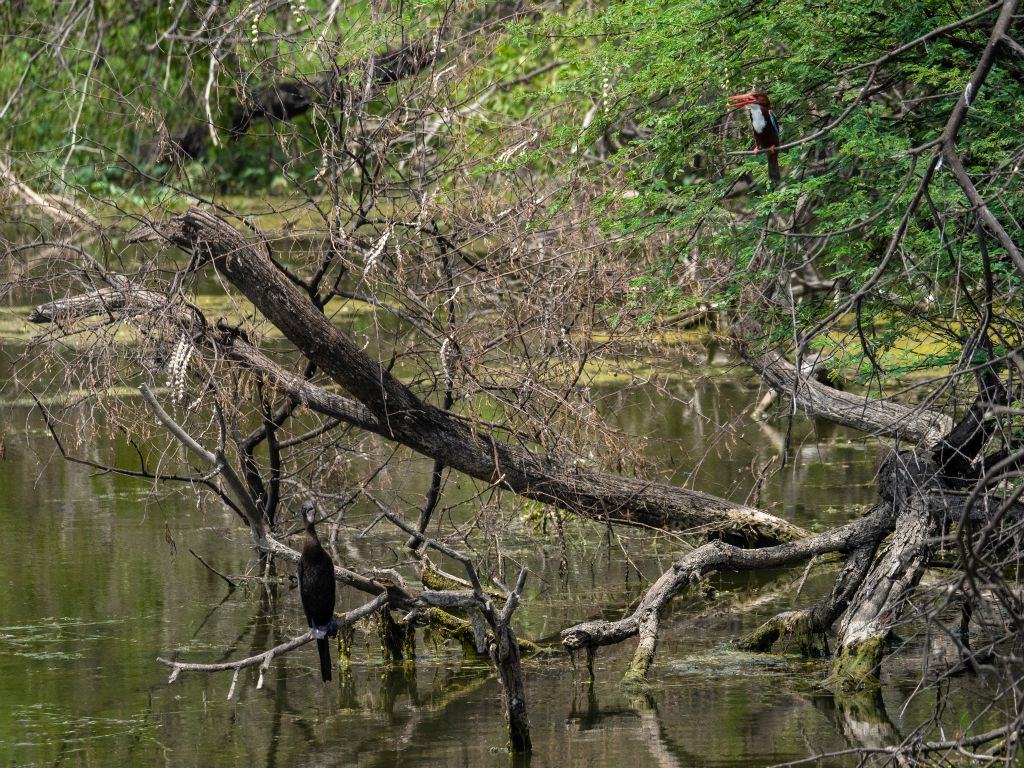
[317,637,332,682]
[768,153,780,183]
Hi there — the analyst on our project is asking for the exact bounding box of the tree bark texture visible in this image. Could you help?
[744,348,952,447]
[490,621,531,753]
[830,453,940,688]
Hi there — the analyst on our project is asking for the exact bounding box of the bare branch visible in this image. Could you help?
[156,593,388,693]
[139,383,264,543]
[743,346,953,445]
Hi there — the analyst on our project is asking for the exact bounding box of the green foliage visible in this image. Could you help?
[4,0,1022,383]
[524,0,1024,378]
[0,1,456,196]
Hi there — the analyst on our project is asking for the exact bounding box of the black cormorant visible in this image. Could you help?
[297,501,337,682]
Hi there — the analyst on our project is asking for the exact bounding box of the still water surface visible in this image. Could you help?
[0,362,986,767]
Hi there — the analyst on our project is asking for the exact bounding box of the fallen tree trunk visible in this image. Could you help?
[830,453,939,689]
[561,506,896,684]
[118,208,805,544]
[744,347,952,446]
[29,282,801,544]
[154,39,437,163]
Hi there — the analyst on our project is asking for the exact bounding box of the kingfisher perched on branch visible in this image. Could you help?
[727,90,781,182]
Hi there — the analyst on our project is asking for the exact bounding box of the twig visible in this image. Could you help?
[139,383,264,543]
[189,549,239,591]
[60,20,105,180]
[500,568,529,623]
[310,0,343,55]
[203,42,223,148]
[29,392,245,518]
[939,0,1024,279]
[367,495,487,599]
[795,555,817,597]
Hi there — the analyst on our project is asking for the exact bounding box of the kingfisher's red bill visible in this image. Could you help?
[727,91,768,108]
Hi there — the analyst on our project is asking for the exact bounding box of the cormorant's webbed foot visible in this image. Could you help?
[310,617,339,640]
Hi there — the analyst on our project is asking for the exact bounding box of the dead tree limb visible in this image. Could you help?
[739,359,1017,685]
[122,208,806,545]
[157,592,388,697]
[384,508,532,753]
[561,506,896,685]
[744,347,952,446]
[932,362,1006,485]
[139,382,266,544]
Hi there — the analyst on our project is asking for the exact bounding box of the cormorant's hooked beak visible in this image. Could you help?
[300,500,317,525]
[727,92,757,108]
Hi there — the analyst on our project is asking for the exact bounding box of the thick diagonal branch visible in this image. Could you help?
[744,348,952,446]
[124,208,806,544]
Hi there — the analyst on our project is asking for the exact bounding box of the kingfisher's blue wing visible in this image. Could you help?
[769,110,781,140]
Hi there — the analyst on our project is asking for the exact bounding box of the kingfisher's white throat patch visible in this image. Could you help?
[748,104,766,133]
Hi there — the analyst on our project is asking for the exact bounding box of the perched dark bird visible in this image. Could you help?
[727,90,782,182]
[297,501,337,682]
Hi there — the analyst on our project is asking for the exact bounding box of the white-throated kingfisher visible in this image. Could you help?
[727,91,781,182]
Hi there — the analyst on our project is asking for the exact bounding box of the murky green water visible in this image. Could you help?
[0,343,1000,766]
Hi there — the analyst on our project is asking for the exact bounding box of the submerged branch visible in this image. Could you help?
[561,505,895,682]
